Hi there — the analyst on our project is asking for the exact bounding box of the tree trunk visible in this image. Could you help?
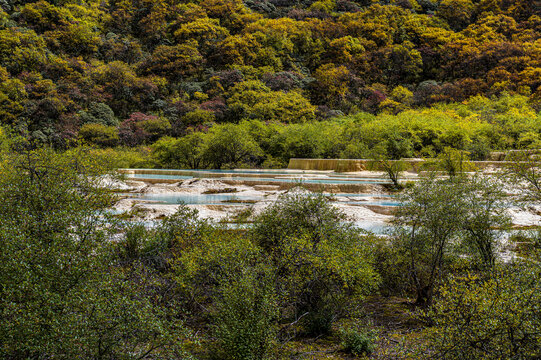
[415,285,433,307]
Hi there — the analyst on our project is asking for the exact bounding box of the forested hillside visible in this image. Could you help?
[3,2,541,358]
[0,0,539,161]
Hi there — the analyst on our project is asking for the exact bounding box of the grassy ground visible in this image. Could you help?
[280,296,426,359]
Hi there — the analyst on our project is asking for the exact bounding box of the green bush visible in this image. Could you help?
[421,265,541,359]
[372,237,412,297]
[270,121,345,162]
[79,123,119,147]
[163,207,278,358]
[203,123,263,168]
[79,102,119,126]
[118,223,150,262]
[140,115,172,141]
[183,109,216,126]
[0,148,187,358]
[260,155,286,169]
[340,328,377,356]
[151,136,183,168]
[152,133,208,169]
[68,146,153,169]
[251,193,379,335]
[393,175,510,305]
[146,205,215,270]
[168,207,262,312]
[213,267,278,360]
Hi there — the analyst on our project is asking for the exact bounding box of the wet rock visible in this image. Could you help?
[364,205,396,216]
[203,187,238,194]
[253,185,280,191]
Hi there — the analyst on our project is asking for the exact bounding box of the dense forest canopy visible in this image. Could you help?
[0,0,539,156]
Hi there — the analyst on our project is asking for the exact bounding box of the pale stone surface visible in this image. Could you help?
[508,208,541,227]
[111,177,394,229]
[110,175,541,231]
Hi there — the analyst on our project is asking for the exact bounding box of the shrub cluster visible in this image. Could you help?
[149,94,541,169]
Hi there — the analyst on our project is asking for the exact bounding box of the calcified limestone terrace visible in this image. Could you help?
[112,176,395,232]
[109,169,541,235]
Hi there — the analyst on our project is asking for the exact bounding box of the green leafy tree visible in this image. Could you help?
[0,148,187,358]
[139,115,171,142]
[140,41,204,81]
[174,17,229,51]
[504,149,541,201]
[394,175,510,305]
[78,102,118,126]
[269,121,345,162]
[0,28,48,73]
[251,193,378,335]
[152,132,209,169]
[78,122,119,147]
[394,177,468,306]
[425,147,475,177]
[183,109,216,126]
[459,176,511,268]
[227,80,316,123]
[0,66,26,124]
[421,265,541,359]
[312,64,351,108]
[437,0,475,30]
[368,144,408,189]
[203,123,263,168]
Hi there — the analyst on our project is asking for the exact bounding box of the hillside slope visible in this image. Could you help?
[0,0,539,148]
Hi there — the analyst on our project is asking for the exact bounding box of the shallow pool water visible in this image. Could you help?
[328,193,394,197]
[128,192,398,206]
[125,173,392,184]
[124,174,193,180]
[222,176,391,184]
[348,201,401,206]
[117,169,402,235]
[123,168,336,175]
[136,193,266,205]
[354,221,391,234]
